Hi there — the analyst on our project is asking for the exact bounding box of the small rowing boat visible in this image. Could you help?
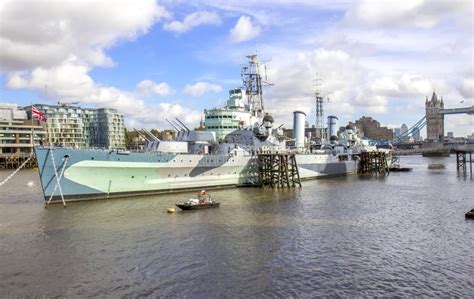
[176,190,220,211]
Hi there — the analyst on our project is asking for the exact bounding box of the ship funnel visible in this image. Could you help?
[327,115,338,143]
[293,111,306,148]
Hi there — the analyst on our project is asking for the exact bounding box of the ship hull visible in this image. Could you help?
[35,147,358,203]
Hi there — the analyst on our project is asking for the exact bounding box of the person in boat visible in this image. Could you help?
[198,190,210,204]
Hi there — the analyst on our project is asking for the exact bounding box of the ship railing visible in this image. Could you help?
[37,145,113,151]
[252,149,296,155]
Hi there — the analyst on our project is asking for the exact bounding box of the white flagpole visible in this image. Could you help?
[31,103,34,155]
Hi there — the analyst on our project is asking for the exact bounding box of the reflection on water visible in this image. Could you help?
[0,156,473,297]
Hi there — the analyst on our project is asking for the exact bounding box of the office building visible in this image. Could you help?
[412,127,421,142]
[0,103,46,155]
[25,104,125,149]
[400,123,408,135]
[394,128,401,137]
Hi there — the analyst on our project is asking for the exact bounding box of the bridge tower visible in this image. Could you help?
[425,91,444,142]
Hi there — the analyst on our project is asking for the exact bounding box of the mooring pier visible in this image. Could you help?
[0,154,37,170]
[257,152,301,188]
[357,151,390,175]
[454,147,473,177]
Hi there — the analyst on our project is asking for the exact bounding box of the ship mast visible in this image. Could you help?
[241,54,272,118]
[313,77,325,141]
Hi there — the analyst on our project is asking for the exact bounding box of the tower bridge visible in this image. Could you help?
[425,91,473,143]
[439,106,474,115]
[392,91,472,145]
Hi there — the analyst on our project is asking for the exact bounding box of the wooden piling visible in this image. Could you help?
[357,151,389,175]
[455,149,473,177]
[0,154,37,170]
[257,152,301,188]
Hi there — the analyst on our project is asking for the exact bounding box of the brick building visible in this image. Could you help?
[0,103,46,156]
[347,116,394,141]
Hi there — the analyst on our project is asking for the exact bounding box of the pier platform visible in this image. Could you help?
[454,147,473,176]
[357,152,389,175]
[257,153,301,188]
[0,154,37,169]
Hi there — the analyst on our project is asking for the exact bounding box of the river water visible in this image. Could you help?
[0,155,473,297]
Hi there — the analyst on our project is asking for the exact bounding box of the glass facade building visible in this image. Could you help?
[25,104,125,149]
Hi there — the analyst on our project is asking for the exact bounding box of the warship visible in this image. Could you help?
[35,54,384,203]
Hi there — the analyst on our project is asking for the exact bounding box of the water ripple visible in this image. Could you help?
[0,156,473,297]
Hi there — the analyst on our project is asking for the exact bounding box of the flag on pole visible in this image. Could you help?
[32,106,47,121]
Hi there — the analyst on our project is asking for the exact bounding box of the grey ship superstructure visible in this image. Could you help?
[35,54,381,202]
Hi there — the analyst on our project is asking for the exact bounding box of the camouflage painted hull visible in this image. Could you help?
[35,147,358,202]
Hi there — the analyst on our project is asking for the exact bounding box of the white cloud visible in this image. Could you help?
[163,11,221,33]
[0,0,204,128]
[346,0,472,28]
[458,71,474,99]
[5,59,201,128]
[229,16,261,43]
[444,114,474,136]
[0,0,169,72]
[183,81,222,96]
[259,48,444,128]
[262,48,368,126]
[368,74,433,98]
[1,0,472,136]
[136,80,174,97]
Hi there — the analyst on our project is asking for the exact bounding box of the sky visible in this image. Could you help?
[0,0,473,136]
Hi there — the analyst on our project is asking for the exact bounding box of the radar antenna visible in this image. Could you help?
[241,54,273,118]
[312,76,331,141]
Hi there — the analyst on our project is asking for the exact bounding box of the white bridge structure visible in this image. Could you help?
[439,106,474,115]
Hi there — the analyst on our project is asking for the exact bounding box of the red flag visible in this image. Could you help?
[32,106,47,121]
